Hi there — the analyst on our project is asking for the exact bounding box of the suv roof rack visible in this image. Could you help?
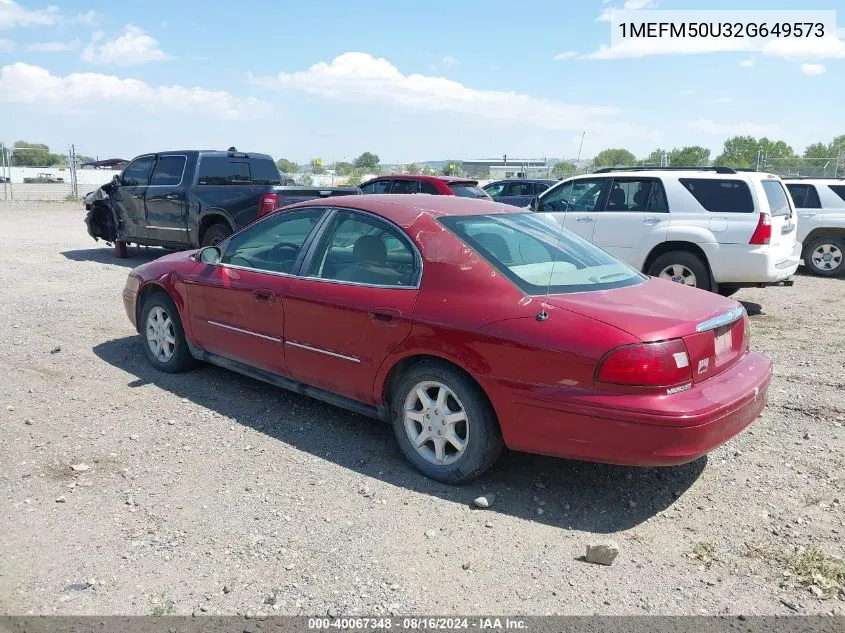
[592,166,737,174]
[781,176,845,180]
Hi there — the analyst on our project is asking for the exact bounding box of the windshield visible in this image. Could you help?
[439,213,644,294]
[761,180,792,218]
[449,183,490,199]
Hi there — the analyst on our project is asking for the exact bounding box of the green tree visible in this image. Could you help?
[334,161,353,176]
[593,148,636,168]
[422,166,437,176]
[552,161,576,177]
[11,141,62,166]
[441,161,462,176]
[300,174,313,186]
[346,173,363,187]
[406,163,421,175]
[310,159,326,175]
[353,152,380,170]
[668,145,711,167]
[276,158,298,174]
[715,136,794,168]
[641,149,666,166]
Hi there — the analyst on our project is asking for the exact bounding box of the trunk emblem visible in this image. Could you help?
[697,358,710,374]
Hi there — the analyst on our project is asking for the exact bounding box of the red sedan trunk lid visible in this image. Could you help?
[545,277,748,383]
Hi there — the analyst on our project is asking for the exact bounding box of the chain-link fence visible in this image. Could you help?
[760,156,843,178]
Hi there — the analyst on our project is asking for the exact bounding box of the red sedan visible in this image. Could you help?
[122,195,772,483]
[359,174,491,199]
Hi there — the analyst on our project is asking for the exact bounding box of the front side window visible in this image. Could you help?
[534,183,551,194]
[150,156,186,186]
[539,178,607,212]
[761,180,792,217]
[604,178,668,212]
[121,155,154,186]
[439,213,644,294]
[307,211,417,287]
[391,179,420,194]
[786,183,821,209]
[220,209,326,274]
[484,183,506,198]
[679,178,754,213]
[360,179,392,194]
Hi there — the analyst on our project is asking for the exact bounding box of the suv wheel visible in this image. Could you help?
[803,236,845,277]
[201,223,232,247]
[391,361,504,484]
[140,292,196,373]
[648,251,712,291]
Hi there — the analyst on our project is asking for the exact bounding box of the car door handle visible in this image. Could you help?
[164,193,179,200]
[253,289,276,304]
[369,308,401,324]
[575,216,593,223]
[642,216,660,224]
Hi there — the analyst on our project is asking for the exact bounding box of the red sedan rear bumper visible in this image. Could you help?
[487,351,772,466]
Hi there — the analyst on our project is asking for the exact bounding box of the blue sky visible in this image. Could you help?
[0,0,842,163]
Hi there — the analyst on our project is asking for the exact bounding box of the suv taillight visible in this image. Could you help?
[596,339,692,387]
[749,212,772,245]
[258,193,279,217]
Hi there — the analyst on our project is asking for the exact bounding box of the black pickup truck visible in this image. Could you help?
[84,149,360,257]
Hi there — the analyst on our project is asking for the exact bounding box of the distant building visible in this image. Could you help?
[80,158,129,170]
[461,157,548,179]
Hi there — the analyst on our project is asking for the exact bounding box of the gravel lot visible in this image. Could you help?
[1,202,843,617]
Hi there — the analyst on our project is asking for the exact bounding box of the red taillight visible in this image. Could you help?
[596,339,692,387]
[749,212,772,245]
[258,193,279,217]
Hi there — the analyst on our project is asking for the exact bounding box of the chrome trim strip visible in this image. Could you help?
[298,275,419,290]
[219,263,295,279]
[145,225,185,231]
[207,320,281,342]
[696,307,744,333]
[285,340,360,363]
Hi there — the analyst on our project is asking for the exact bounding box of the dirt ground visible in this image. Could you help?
[0,202,843,617]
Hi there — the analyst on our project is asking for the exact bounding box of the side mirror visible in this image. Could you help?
[197,245,221,264]
[529,196,539,212]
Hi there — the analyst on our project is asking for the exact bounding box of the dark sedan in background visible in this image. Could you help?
[483,179,556,207]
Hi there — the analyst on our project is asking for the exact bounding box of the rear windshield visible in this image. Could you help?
[197,156,282,185]
[761,180,792,217]
[679,178,754,213]
[439,213,644,294]
[449,183,489,199]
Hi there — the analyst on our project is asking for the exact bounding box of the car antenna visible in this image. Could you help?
[537,131,585,322]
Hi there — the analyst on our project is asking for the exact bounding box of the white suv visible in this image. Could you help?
[530,167,800,296]
[782,178,845,277]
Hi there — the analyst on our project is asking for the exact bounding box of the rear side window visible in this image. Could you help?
[679,178,754,213]
[150,155,186,186]
[391,180,420,194]
[420,180,439,195]
[785,183,821,209]
[829,185,845,204]
[761,180,792,217]
[360,180,391,194]
[449,183,489,198]
[197,156,281,185]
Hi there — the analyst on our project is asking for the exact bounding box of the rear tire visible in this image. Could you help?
[114,240,128,258]
[390,361,504,484]
[139,292,196,373]
[201,223,232,247]
[648,251,712,291]
[802,236,845,277]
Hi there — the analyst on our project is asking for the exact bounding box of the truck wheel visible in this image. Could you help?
[803,236,845,277]
[201,223,232,247]
[114,241,128,258]
[648,251,712,291]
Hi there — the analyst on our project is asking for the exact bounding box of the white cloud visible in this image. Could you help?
[0,62,263,119]
[249,52,660,141]
[82,24,169,66]
[800,63,826,75]
[739,57,755,67]
[688,118,781,138]
[586,36,754,59]
[0,0,59,29]
[554,51,579,60]
[440,55,458,67]
[597,1,657,22]
[25,38,79,52]
[713,96,730,104]
[761,35,845,61]
[0,36,13,51]
[69,10,98,26]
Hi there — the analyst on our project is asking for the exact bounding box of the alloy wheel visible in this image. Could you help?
[403,381,469,466]
[810,243,843,272]
[145,306,176,363]
[659,264,697,286]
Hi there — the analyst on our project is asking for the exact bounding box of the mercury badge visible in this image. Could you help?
[697,358,710,375]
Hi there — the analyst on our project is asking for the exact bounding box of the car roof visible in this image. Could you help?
[782,177,845,183]
[284,193,518,223]
[363,174,477,184]
[134,150,273,159]
[573,168,784,181]
[486,179,556,184]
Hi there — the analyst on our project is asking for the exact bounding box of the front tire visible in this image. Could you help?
[140,292,196,373]
[648,251,712,291]
[201,223,232,247]
[803,236,845,277]
[391,361,504,484]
